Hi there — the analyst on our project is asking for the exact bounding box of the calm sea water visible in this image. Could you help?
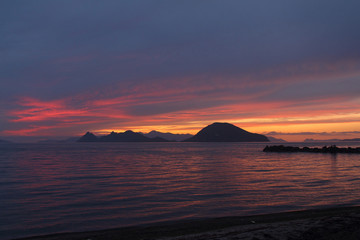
[1,142,360,239]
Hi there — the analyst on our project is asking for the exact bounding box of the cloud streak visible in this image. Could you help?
[1,1,360,141]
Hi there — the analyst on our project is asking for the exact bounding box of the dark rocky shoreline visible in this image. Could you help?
[263,145,360,154]
[15,206,360,240]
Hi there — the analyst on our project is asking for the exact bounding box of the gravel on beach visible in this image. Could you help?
[16,206,360,240]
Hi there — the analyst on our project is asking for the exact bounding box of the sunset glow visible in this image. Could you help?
[1,1,360,142]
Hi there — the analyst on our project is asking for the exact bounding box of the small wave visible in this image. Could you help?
[303,180,332,187]
[253,169,273,172]
[347,177,360,182]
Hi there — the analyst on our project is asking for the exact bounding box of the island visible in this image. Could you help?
[143,130,193,142]
[183,122,269,142]
[78,122,269,143]
[78,130,169,142]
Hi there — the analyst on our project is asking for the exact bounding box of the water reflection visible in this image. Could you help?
[330,153,338,177]
[1,142,360,240]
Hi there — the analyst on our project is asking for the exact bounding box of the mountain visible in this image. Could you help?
[183,122,269,142]
[100,130,156,142]
[143,130,193,141]
[341,138,360,142]
[266,136,287,142]
[304,138,341,142]
[78,131,169,142]
[78,123,270,142]
[304,138,360,143]
[78,132,99,142]
[149,136,172,142]
[0,139,11,143]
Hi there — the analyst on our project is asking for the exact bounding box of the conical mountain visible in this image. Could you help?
[77,132,98,142]
[184,122,269,142]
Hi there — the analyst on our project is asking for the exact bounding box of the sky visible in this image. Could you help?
[1,0,360,142]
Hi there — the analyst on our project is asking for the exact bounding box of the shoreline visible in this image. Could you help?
[15,205,360,240]
[264,145,360,154]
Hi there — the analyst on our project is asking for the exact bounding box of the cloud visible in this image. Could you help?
[1,1,360,139]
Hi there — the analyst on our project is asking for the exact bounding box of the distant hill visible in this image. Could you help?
[78,132,99,142]
[183,122,269,142]
[78,131,169,142]
[304,138,360,142]
[341,138,360,142]
[38,137,79,143]
[266,136,287,143]
[143,130,193,142]
[100,130,157,142]
[304,138,340,142]
[0,139,11,143]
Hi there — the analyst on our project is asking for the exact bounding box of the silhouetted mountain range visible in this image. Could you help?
[78,123,270,142]
[142,130,193,142]
[266,136,287,142]
[304,138,340,142]
[183,122,269,142]
[0,139,11,143]
[79,132,98,142]
[342,138,360,142]
[78,131,169,142]
[304,138,360,143]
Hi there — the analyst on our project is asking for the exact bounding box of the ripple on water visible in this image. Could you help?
[1,142,360,240]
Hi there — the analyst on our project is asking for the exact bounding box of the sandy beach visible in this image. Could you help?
[16,206,360,240]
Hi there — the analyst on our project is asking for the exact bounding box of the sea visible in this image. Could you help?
[1,141,360,240]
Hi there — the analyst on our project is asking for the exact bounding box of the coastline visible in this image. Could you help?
[15,205,360,240]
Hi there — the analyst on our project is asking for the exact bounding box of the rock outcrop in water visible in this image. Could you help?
[183,122,269,142]
[77,131,169,142]
[263,145,360,154]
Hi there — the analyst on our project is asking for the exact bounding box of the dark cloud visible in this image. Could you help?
[1,1,360,138]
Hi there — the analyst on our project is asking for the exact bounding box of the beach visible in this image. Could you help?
[16,206,360,240]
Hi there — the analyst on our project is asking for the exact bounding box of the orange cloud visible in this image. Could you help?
[3,62,360,139]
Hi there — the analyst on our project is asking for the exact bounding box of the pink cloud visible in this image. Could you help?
[3,60,360,137]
